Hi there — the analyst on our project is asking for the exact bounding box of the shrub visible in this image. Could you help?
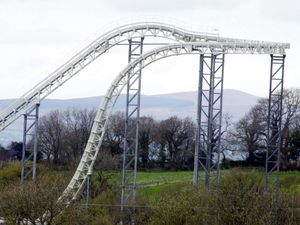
[0,162,22,188]
[147,170,300,225]
[215,170,276,225]
[148,184,215,225]
[0,176,65,225]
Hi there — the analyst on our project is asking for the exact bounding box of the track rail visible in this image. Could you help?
[0,22,289,131]
[0,22,290,206]
[59,41,290,203]
[60,44,199,203]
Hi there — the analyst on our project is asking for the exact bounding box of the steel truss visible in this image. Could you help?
[0,22,290,220]
[53,43,289,205]
[59,44,197,204]
[121,38,144,224]
[265,54,285,192]
[193,53,225,190]
[21,104,39,182]
[82,174,91,207]
[0,22,289,133]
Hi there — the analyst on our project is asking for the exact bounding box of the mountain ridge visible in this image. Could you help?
[0,89,260,146]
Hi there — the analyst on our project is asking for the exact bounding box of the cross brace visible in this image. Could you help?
[21,104,39,182]
[265,54,285,194]
[193,53,225,190]
[121,37,144,224]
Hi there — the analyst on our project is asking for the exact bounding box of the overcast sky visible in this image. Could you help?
[0,0,299,99]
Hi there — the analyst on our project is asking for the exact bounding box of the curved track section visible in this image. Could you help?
[60,40,289,203]
[0,22,215,131]
[60,44,197,203]
[0,22,290,205]
[0,22,289,131]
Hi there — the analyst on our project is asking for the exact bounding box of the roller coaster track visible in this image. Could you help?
[60,42,290,203]
[0,22,289,204]
[0,22,288,132]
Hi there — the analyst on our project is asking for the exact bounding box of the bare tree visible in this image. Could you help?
[282,89,300,135]
[218,113,234,162]
[38,108,97,166]
[138,116,156,168]
[103,112,125,156]
[63,108,96,160]
[158,116,195,169]
[231,100,267,164]
[229,88,300,166]
[0,176,66,225]
[38,110,65,164]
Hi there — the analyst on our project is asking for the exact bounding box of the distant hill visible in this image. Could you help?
[141,89,260,120]
[0,89,260,146]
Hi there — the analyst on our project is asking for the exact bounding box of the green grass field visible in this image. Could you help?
[101,170,196,187]
[1,162,299,193]
[102,169,299,184]
[98,169,300,196]
[1,163,299,225]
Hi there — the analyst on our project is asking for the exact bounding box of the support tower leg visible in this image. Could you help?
[83,174,91,208]
[121,38,144,224]
[193,53,225,190]
[265,54,285,194]
[21,104,40,182]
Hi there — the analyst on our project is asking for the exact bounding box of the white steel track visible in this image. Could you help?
[0,22,290,205]
[59,41,290,203]
[60,44,200,203]
[0,22,289,132]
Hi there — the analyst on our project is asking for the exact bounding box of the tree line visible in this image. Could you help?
[1,88,300,170]
[225,88,300,170]
[35,109,196,170]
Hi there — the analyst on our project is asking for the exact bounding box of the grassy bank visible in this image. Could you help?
[0,163,299,224]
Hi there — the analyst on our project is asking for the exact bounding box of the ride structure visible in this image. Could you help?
[0,22,289,220]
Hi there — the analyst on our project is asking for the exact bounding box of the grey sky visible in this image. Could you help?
[106,0,243,11]
[0,0,298,99]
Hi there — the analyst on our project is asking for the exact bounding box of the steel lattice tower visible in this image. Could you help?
[265,54,285,194]
[121,37,144,224]
[0,22,289,209]
[21,104,39,182]
[193,53,225,190]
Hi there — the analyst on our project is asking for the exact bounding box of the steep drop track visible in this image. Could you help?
[0,22,289,204]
